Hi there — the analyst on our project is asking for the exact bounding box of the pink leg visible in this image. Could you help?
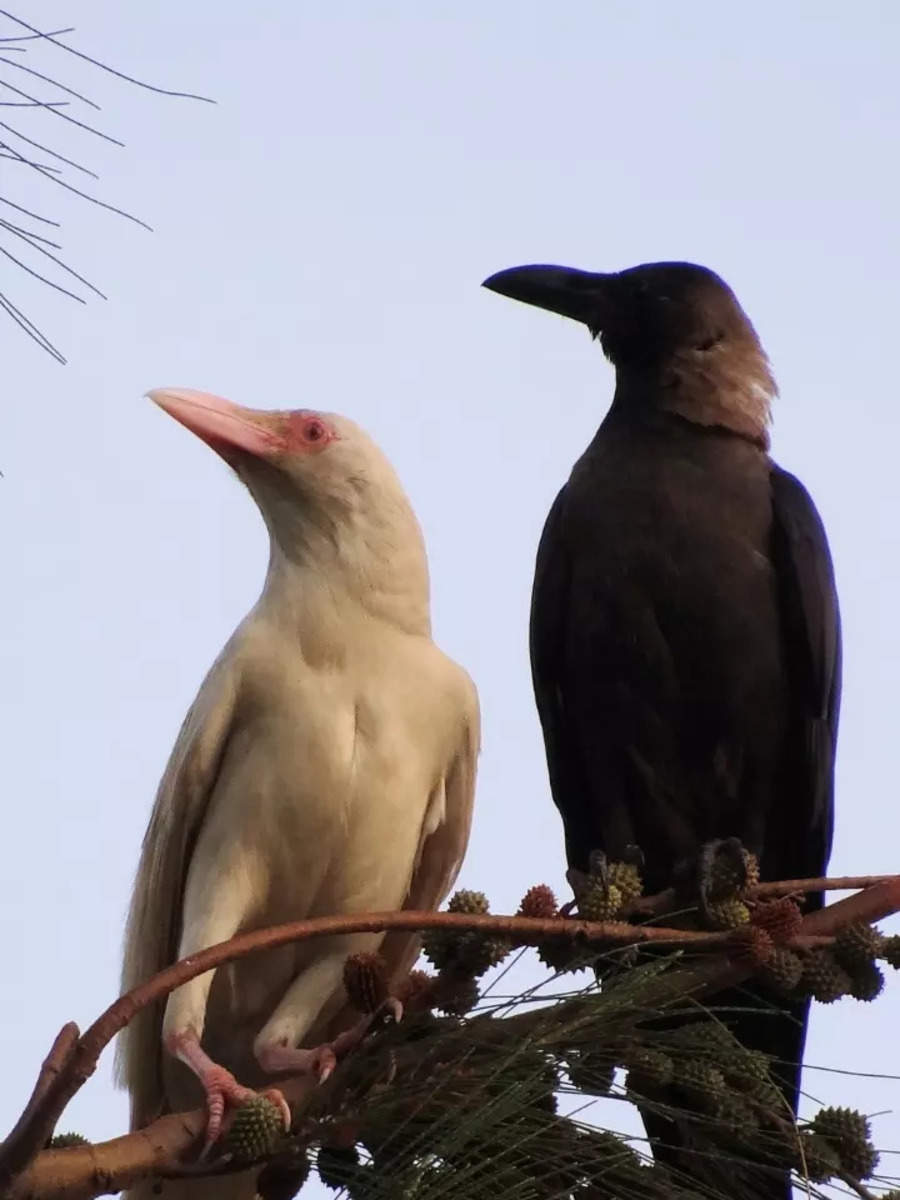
[167,1028,291,1152]
[255,1039,338,1083]
[256,998,404,1084]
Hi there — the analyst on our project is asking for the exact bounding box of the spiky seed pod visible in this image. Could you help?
[880,934,900,969]
[849,961,885,1002]
[343,951,389,1015]
[725,1049,777,1100]
[704,898,750,930]
[422,891,511,976]
[447,889,490,915]
[434,971,479,1016]
[834,921,884,971]
[759,946,804,993]
[317,1144,362,1191]
[797,1133,841,1183]
[707,847,759,901]
[518,883,558,918]
[578,880,624,922]
[224,1096,285,1164]
[729,924,775,967]
[800,949,853,1003]
[457,933,512,977]
[624,1047,674,1094]
[48,1132,89,1148]
[256,1152,311,1200]
[750,896,804,942]
[674,1060,726,1111]
[713,1093,759,1135]
[396,969,435,1012]
[667,1020,739,1057]
[607,860,643,903]
[421,927,453,971]
[810,1106,879,1179]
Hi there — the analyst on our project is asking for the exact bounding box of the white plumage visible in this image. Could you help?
[116,389,479,1200]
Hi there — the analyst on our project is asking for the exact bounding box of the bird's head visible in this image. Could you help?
[148,387,430,627]
[482,261,775,445]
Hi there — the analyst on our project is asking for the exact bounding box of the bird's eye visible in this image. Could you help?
[303,419,325,443]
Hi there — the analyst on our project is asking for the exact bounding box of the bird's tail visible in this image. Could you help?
[639,984,810,1200]
[125,1168,259,1200]
[114,825,181,1130]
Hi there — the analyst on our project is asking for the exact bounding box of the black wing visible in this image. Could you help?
[769,465,842,892]
[529,486,590,868]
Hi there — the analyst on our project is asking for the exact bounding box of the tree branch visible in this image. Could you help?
[4,876,899,1200]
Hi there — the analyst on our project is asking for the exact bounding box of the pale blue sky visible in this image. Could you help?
[2,3,899,1195]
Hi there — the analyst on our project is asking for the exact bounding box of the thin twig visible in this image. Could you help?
[0,11,215,102]
[0,51,102,109]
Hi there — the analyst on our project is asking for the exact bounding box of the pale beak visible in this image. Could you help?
[147,388,286,462]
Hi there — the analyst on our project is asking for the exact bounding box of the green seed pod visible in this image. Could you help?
[849,961,885,1002]
[810,1106,880,1180]
[447,889,490,915]
[705,898,750,930]
[48,1132,90,1148]
[224,1096,284,1164]
[880,934,900,969]
[800,950,852,1003]
[759,947,804,993]
[578,880,624,922]
[607,860,643,903]
[834,922,884,971]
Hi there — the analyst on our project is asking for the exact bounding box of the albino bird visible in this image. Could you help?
[117,388,479,1197]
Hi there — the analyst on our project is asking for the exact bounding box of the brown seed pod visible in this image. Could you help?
[518,883,558,919]
[343,951,389,1015]
[396,968,436,1012]
[750,896,803,942]
[729,924,775,967]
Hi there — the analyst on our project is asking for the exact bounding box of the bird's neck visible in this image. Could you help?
[613,342,775,448]
[259,523,432,645]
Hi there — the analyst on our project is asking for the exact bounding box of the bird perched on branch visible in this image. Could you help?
[483,261,841,1199]
[116,388,479,1199]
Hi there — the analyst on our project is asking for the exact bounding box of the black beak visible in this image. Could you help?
[481,264,616,332]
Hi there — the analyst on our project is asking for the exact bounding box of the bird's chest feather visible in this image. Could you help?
[568,428,780,649]
[199,642,450,929]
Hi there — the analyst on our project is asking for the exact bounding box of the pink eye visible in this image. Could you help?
[303,419,325,443]
[286,411,334,452]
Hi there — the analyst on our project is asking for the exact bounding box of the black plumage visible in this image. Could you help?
[484,261,841,1199]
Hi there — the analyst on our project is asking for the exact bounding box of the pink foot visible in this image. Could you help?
[166,1028,291,1153]
[254,997,404,1088]
[255,1040,338,1083]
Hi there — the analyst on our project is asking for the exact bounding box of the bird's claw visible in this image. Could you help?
[197,1065,257,1155]
[311,1045,337,1083]
[375,995,404,1028]
[260,1087,293,1131]
[255,1039,336,1083]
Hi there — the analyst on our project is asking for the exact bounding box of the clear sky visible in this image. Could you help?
[2,3,899,1196]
